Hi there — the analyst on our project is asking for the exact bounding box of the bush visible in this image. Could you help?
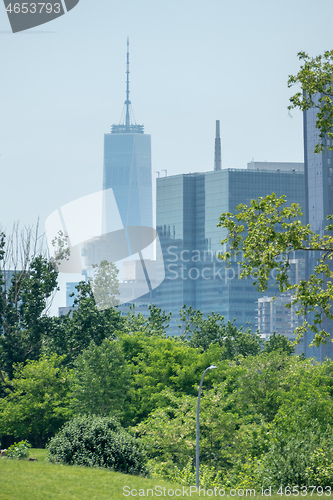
[258,425,333,487]
[5,440,31,459]
[47,415,147,475]
[150,458,223,489]
[304,448,333,486]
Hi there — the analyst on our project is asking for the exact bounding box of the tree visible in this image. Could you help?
[123,304,171,336]
[262,332,295,355]
[91,260,120,310]
[0,227,58,379]
[178,306,261,357]
[218,193,333,347]
[288,50,333,153]
[70,339,130,418]
[0,355,73,447]
[42,281,124,367]
[119,331,222,425]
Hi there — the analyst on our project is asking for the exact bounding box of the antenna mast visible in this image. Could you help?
[125,37,131,130]
[111,38,144,134]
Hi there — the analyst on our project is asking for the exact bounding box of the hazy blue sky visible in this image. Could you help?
[1,0,333,231]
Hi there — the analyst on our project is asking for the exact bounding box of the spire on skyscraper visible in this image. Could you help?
[111,38,144,134]
[125,37,131,130]
[214,120,222,171]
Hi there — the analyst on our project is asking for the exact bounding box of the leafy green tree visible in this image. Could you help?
[136,376,269,474]
[178,306,261,357]
[120,332,222,425]
[123,304,171,336]
[288,50,333,153]
[70,339,130,418]
[0,246,58,378]
[0,355,73,447]
[262,332,295,355]
[136,386,240,471]
[259,424,333,488]
[230,351,300,423]
[91,260,120,310]
[43,281,124,367]
[218,193,333,346]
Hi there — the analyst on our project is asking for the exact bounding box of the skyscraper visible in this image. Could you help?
[303,101,333,360]
[155,163,305,333]
[103,39,152,230]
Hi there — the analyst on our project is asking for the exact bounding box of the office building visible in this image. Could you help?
[257,294,303,344]
[303,100,333,360]
[155,162,305,333]
[103,39,152,230]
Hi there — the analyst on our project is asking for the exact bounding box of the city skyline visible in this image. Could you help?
[1,0,333,232]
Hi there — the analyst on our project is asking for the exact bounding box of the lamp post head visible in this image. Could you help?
[208,365,217,370]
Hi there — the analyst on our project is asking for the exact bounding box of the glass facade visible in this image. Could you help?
[155,167,305,334]
[103,132,152,229]
[304,104,333,360]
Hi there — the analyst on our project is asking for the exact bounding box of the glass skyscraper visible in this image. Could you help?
[155,163,305,334]
[103,39,152,230]
[103,132,152,228]
[303,102,333,360]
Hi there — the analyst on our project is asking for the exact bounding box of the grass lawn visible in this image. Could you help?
[0,450,330,499]
[0,449,202,500]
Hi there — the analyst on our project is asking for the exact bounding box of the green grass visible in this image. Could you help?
[0,449,203,500]
[0,450,330,499]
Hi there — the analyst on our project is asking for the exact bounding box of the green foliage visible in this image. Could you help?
[222,456,262,489]
[218,193,333,346]
[0,355,73,447]
[259,425,333,488]
[0,253,58,378]
[304,448,333,486]
[178,306,261,357]
[151,458,223,489]
[120,331,221,424]
[70,339,130,418]
[288,50,333,153]
[230,351,298,423]
[136,382,257,471]
[262,332,295,355]
[42,281,124,367]
[123,304,171,336]
[47,415,147,476]
[91,260,120,309]
[5,440,31,459]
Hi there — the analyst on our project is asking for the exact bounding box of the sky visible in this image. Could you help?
[1,0,333,233]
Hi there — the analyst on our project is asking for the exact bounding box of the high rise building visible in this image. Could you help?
[154,163,305,333]
[103,39,152,230]
[99,40,158,313]
[303,100,333,360]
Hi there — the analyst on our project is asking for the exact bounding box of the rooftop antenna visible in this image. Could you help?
[111,38,144,134]
[214,120,222,171]
[125,37,131,131]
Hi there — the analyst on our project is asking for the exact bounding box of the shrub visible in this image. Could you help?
[5,440,31,459]
[259,425,333,487]
[151,458,223,489]
[47,415,147,475]
[304,448,333,486]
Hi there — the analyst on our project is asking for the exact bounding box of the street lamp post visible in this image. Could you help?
[196,365,217,488]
